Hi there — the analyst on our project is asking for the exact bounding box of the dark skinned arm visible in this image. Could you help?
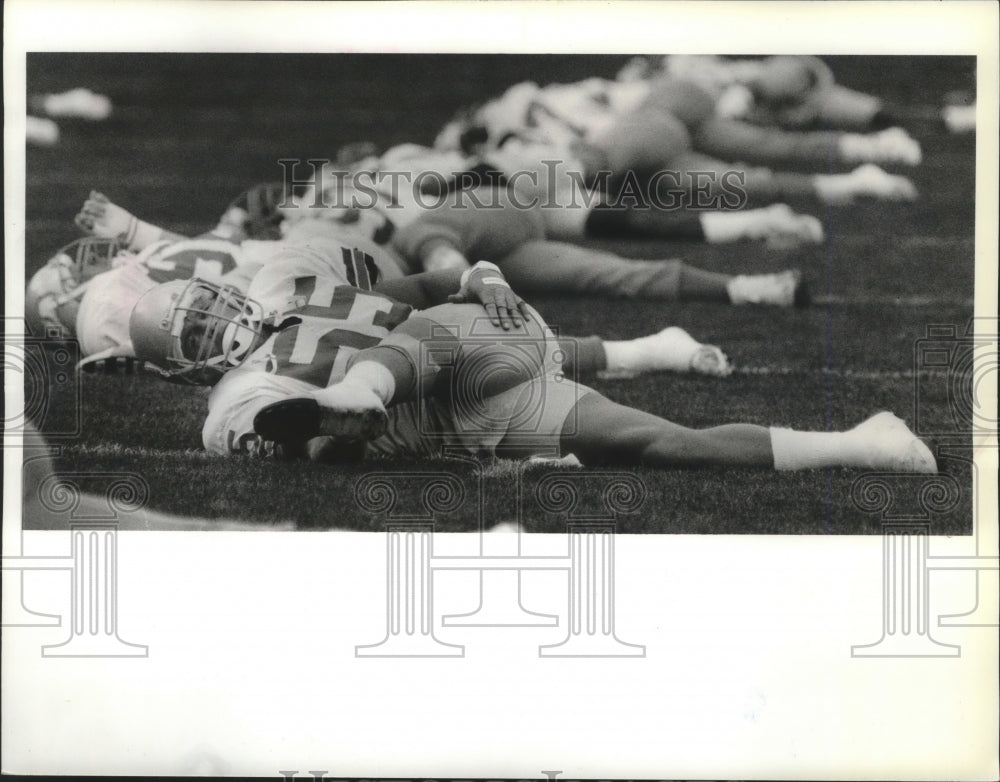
[374,264,532,330]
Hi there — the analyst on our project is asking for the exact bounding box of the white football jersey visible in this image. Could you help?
[282,145,478,248]
[245,234,403,317]
[202,278,413,456]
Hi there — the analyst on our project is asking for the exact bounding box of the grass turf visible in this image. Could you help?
[22,54,979,532]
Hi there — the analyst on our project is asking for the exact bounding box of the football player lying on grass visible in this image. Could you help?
[433,77,918,238]
[27,227,731,379]
[74,186,810,312]
[127,260,937,474]
[452,64,918,165]
[287,141,826,248]
[658,55,903,132]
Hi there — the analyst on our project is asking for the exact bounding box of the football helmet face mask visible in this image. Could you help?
[25,237,128,338]
[129,278,264,385]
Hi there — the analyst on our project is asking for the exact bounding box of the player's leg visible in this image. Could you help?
[693,116,920,168]
[74,191,188,250]
[74,190,254,248]
[558,329,731,379]
[811,84,891,131]
[495,239,808,306]
[583,202,823,247]
[558,392,937,472]
[661,152,917,207]
[391,186,546,272]
[252,302,555,445]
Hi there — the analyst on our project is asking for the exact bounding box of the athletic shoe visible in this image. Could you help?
[848,164,918,201]
[728,269,809,308]
[851,411,937,473]
[253,382,388,444]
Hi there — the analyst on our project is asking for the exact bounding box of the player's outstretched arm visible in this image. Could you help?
[375,262,531,330]
[74,191,188,250]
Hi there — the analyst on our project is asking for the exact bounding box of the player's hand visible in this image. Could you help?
[447,261,532,330]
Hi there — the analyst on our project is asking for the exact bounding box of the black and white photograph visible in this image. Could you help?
[4,1,998,779]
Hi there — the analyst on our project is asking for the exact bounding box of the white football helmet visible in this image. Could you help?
[129,278,264,385]
[75,263,161,367]
[25,237,127,338]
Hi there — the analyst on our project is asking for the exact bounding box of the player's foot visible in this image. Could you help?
[727,269,809,307]
[74,191,133,238]
[599,326,732,379]
[814,164,918,204]
[750,204,825,248]
[26,116,60,147]
[849,164,918,201]
[841,128,921,166]
[30,88,112,120]
[616,55,657,83]
[869,127,922,166]
[689,344,732,377]
[942,103,976,134]
[253,382,388,445]
[850,411,937,473]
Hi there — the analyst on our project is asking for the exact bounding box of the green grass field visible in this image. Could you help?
[22,54,979,533]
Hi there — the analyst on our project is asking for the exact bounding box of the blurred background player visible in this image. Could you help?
[296,140,827,247]
[436,68,919,231]
[660,55,903,131]
[71,186,810,315]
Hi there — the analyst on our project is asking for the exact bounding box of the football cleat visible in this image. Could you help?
[129,278,264,385]
[727,269,809,308]
[850,412,937,474]
[253,384,388,446]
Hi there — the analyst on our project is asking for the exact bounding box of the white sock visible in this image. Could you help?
[339,360,396,406]
[604,327,699,373]
[838,133,872,163]
[700,211,754,243]
[812,173,854,205]
[92,199,165,250]
[770,427,871,470]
